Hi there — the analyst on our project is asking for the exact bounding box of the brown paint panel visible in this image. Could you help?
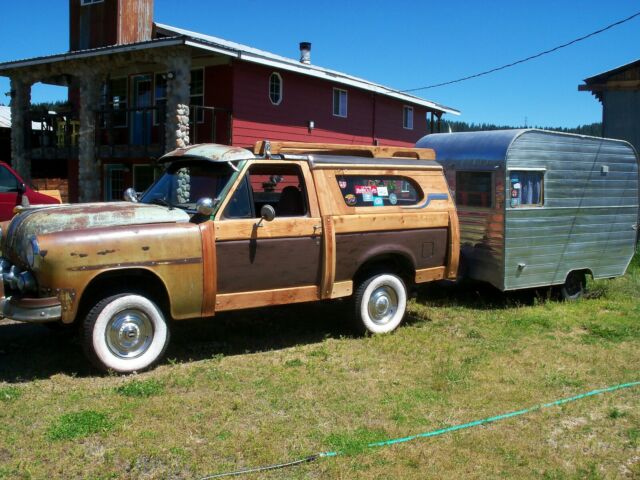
[335,228,448,282]
[216,236,322,293]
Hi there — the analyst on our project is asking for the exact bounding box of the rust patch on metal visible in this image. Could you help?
[66,257,202,272]
[56,288,77,313]
[70,252,88,258]
[97,249,116,256]
[141,246,150,251]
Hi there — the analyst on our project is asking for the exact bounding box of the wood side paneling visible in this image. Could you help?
[215,285,319,311]
[446,210,461,279]
[332,212,450,234]
[415,266,446,283]
[319,215,336,299]
[199,220,216,317]
[214,217,322,241]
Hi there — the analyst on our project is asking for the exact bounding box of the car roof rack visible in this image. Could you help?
[253,140,435,160]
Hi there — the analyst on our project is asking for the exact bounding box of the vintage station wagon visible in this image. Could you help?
[0,142,459,372]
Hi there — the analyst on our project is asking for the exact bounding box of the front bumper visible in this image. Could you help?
[0,295,62,323]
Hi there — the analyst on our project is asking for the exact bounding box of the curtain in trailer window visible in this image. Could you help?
[510,171,543,207]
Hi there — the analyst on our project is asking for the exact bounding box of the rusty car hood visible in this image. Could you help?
[4,202,190,254]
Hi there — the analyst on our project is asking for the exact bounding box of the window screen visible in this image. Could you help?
[510,171,543,207]
[336,176,421,207]
[455,171,493,208]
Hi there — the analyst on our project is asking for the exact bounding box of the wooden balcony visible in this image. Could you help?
[28,105,232,160]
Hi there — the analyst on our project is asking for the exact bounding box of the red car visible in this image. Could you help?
[0,161,60,220]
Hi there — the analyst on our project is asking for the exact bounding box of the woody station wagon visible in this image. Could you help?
[0,142,459,372]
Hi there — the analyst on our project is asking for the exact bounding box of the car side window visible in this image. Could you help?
[223,175,253,219]
[224,164,309,219]
[0,167,19,193]
[336,175,422,207]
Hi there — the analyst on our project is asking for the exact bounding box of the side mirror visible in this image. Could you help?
[196,197,215,216]
[16,183,26,195]
[255,205,276,227]
[260,204,276,222]
[123,187,138,203]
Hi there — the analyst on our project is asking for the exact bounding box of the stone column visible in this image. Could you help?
[78,73,103,202]
[9,77,32,182]
[164,51,192,153]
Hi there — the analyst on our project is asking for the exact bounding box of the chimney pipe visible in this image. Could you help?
[299,42,311,64]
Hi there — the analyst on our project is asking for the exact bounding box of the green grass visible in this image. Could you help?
[0,254,639,478]
[0,386,21,402]
[46,410,114,441]
[115,378,164,398]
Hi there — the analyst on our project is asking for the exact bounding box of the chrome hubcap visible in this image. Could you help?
[106,309,153,359]
[368,285,398,325]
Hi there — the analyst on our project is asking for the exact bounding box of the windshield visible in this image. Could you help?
[140,160,234,212]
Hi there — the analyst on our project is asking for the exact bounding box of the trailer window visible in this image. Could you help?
[456,171,493,208]
[509,171,543,207]
[336,175,421,207]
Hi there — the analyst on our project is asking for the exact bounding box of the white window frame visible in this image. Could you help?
[269,72,283,105]
[81,0,104,5]
[403,106,414,130]
[333,88,348,118]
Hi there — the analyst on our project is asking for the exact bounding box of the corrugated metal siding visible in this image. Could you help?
[446,164,506,289]
[504,130,639,289]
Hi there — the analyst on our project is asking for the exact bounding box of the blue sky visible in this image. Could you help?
[0,0,638,127]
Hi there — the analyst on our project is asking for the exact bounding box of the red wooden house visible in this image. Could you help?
[0,0,459,202]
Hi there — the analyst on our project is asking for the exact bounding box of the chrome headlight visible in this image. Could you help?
[25,236,40,268]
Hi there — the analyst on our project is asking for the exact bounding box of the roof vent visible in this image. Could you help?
[299,42,311,64]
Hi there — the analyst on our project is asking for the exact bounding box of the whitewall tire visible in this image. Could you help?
[353,273,407,334]
[83,294,169,373]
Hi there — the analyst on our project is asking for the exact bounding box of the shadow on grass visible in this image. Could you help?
[0,301,353,383]
[415,278,555,310]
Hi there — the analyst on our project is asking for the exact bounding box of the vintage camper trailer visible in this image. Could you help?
[417,129,639,298]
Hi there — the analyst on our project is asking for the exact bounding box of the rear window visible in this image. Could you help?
[456,171,493,208]
[336,175,421,207]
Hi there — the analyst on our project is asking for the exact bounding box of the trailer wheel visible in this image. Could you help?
[353,273,407,335]
[82,294,169,373]
[560,271,586,301]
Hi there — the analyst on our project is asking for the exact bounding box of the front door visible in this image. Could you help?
[212,161,323,311]
[130,75,153,145]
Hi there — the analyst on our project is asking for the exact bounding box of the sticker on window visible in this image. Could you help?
[344,194,357,206]
[336,175,421,207]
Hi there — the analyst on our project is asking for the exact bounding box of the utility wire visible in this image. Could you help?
[401,11,640,92]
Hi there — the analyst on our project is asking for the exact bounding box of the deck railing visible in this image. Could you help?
[26,105,232,159]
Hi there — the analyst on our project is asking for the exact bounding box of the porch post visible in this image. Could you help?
[78,73,103,202]
[163,51,192,152]
[9,77,32,181]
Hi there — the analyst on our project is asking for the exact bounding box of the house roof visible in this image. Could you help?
[582,57,640,85]
[0,25,459,116]
[155,24,459,115]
